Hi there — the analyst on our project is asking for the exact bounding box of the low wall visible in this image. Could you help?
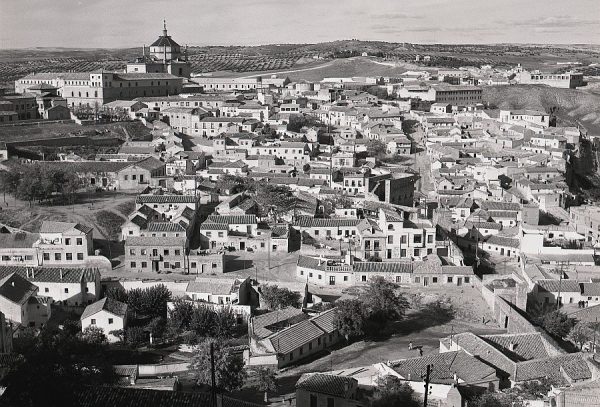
[102,278,190,297]
[137,362,189,376]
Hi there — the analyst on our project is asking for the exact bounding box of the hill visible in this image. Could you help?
[482,85,600,135]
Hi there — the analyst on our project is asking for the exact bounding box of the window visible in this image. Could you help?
[44,287,49,293]
[362,275,367,282]
[427,235,433,243]
[327,398,335,407]
[76,238,83,245]
[447,276,453,283]
[387,236,393,244]
[164,249,170,256]
[414,235,422,244]
[129,249,136,255]
[432,277,438,283]
[77,253,84,260]
[212,263,218,269]
[55,253,61,261]
[141,249,147,255]
[108,318,113,324]
[91,319,96,325]
[64,288,69,293]
[175,249,181,256]
[141,261,147,268]
[191,262,196,268]
[66,253,72,261]
[343,276,348,281]
[131,262,136,268]
[414,276,421,283]
[65,238,71,245]
[164,261,170,268]
[174,262,181,268]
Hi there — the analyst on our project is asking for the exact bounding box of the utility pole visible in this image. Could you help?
[556,261,565,310]
[210,342,217,407]
[422,364,432,407]
[593,317,598,354]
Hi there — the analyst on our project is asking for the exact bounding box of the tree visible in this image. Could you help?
[125,326,148,347]
[105,286,128,303]
[255,367,277,402]
[137,284,172,318]
[189,305,216,340]
[372,375,420,407]
[212,308,237,339]
[189,339,246,392]
[568,321,595,350]
[366,139,387,159]
[470,392,519,407]
[167,299,195,335]
[535,310,576,339]
[146,317,167,343]
[260,284,301,310]
[421,297,456,324]
[252,184,298,219]
[361,277,409,322]
[0,326,116,406]
[333,299,367,340]
[79,326,107,345]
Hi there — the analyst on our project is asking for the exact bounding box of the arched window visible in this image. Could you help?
[388,224,394,230]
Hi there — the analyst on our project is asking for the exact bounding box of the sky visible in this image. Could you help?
[1,0,599,48]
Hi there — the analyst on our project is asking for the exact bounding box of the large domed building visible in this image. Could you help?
[126,20,191,78]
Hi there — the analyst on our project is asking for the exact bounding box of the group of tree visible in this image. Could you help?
[371,375,420,407]
[531,303,577,340]
[333,277,409,340]
[189,338,246,392]
[470,378,554,407]
[167,299,239,343]
[286,114,318,132]
[105,284,171,319]
[260,284,302,310]
[0,323,116,406]
[213,175,300,220]
[0,163,85,206]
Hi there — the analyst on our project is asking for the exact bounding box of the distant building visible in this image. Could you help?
[517,70,584,89]
[126,20,191,78]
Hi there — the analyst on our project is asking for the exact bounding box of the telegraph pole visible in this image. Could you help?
[210,342,217,407]
[422,364,432,407]
[556,261,565,310]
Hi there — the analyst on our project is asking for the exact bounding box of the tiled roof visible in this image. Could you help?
[353,261,413,274]
[125,236,186,247]
[133,157,165,172]
[440,266,474,275]
[485,235,520,249]
[481,333,551,361]
[135,195,198,204]
[206,215,257,225]
[269,319,324,354]
[295,373,355,398]
[294,216,360,228]
[0,266,98,284]
[0,273,37,304]
[81,297,127,320]
[40,221,92,234]
[74,386,261,407]
[536,279,581,293]
[479,202,521,211]
[0,232,39,248]
[391,351,496,384]
[566,304,600,323]
[513,353,591,385]
[443,332,516,376]
[581,283,600,296]
[309,308,337,334]
[252,307,307,339]
[186,280,234,295]
[146,222,186,233]
[297,255,328,271]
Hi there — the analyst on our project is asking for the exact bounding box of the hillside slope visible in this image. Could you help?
[482,85,600,135]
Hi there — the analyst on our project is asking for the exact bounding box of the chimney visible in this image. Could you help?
[11,281,15,287]
[509,342,516,351]
[26,268,29,279]
[344,381,349,393]
[31,268,34,279]
[129,375,136,385]
[60,269,63,280]
[453,372,458,383]
[142,44,146,57]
